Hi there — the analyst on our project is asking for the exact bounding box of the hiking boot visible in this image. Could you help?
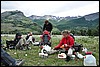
[65,56,71,62]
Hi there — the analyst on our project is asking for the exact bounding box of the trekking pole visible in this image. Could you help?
[15,47,19,59]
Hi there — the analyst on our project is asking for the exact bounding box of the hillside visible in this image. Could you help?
[1,10,99,35]
[1,10,42,34]
[57,16,99,31]
[28,12,99,31]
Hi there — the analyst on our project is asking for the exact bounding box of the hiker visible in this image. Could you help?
[6,32,28,50]
[15,32,28,50]
[53,30,75,61]
[26,32,35,45]
[6,32,23,49]
[43,20,53,33]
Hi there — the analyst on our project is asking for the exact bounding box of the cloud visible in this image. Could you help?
[50,1,99,17]
[1,1,19,9]
[1,1,99,17]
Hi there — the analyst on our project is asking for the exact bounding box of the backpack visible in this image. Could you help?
[73,43,83,52]
[70,33,75,41]
[43,34,49,44]
[40,34,51,47]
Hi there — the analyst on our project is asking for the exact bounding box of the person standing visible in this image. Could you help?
[43,20,53,33]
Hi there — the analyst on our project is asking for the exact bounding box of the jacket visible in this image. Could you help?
[43,22,53,32]
[54,35,74,50]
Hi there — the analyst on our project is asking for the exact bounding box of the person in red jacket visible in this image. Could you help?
[53,30,74,51]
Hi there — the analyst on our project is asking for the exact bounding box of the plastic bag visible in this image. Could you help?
[84,54,97,66]
[67,48,73,55]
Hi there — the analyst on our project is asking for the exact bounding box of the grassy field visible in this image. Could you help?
[1,35,99,66]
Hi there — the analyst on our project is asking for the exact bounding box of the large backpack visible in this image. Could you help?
[72,43,83,52]
[40,34,51,47]
[70,33,75,41]
[43,34,49,44]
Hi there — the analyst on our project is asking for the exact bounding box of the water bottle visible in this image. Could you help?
[84,54,97,66]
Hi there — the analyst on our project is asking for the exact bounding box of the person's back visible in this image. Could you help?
[40,30,51,46]
[43,34,49,44]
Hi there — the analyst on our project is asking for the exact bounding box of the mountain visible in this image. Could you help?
[84,12,99,21]
[28,15,80,23]
[1,10,42,34]
[1,10,99,35]
[28,12,99,31]
[28,15,80,30]
[56,12,99,31]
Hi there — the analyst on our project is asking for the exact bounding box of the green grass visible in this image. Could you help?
[1,35,99,66]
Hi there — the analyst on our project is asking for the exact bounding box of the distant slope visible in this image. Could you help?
[1,10,42,34]
[1,10,99,34]
[28,12,99,31]
[57,17,99,31]
[56,12,99,31]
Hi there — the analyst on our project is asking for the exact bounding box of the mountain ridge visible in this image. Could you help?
[1,10,99,35]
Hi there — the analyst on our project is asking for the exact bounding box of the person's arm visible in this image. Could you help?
[27,36,32,42]
[54,38,64,50]
[43,24,46,31]
[50,23,53,32]
[50,23,53,31]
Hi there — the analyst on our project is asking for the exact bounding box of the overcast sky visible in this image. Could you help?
[1,1,99,17]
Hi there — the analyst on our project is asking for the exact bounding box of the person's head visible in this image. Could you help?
[29,32,32,35]
[44,20,49,25]
[27,32,32,36]
[61,30,70,38]
[16,32,22,38]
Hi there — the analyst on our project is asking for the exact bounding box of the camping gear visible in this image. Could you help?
[48,49,59,54]
[75,52,84,59]
[58,53,67,58]
[72,43,83,52]
[65,55,71,62]
[39,45,51,58]
[6,40,16,49]
[40,30,51,47]
[82,47,87,53]
[71,55,75,59]
[83,52,97,66]
[41,45,51,53]
[85,52,92,55]
[1,47,25,66]
[32,42,40,46]
[39,53,48,58]
[67,48,73,56]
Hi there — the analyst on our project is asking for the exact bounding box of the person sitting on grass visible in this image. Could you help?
[6,32,29,50]
[26,32,35,45]
[53,30,75,61]
[15,32,30,50]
